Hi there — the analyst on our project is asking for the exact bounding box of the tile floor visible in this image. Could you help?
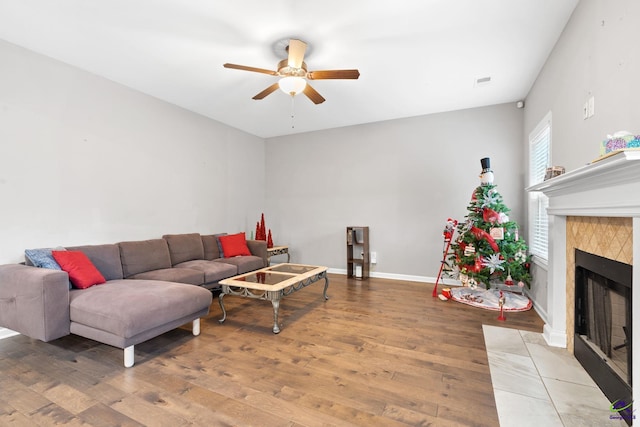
[483,325,630,427]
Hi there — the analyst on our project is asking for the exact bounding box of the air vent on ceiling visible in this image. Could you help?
[475,76,492,87]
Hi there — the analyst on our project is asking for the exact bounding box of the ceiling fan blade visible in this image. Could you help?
[287,39,307,69]
[252,83,280,100]
[223,63,278,76]
[303,84,326,104]
[307,69,360,80]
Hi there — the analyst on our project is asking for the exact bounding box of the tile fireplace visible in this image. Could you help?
[528,150,640,416]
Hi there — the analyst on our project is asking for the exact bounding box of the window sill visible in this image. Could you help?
[531,254,548,270]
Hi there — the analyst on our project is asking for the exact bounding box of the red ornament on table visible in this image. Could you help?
[267,229,274,248]
[259,213,267,241]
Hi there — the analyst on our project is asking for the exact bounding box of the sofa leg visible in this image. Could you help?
[124,345,135,368]
[192,318,201,336]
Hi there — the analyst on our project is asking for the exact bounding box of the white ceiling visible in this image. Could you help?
[0,0,578,138]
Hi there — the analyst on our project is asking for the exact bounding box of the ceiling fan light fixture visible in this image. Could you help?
[278,76,307,96]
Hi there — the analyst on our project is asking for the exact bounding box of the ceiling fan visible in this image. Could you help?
[223,39,360,104]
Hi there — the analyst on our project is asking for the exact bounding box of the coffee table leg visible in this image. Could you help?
[271,299,281,334]
[323,275,330,300]
[218,293,227,324]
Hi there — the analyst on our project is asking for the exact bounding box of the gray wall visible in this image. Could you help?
[523,0,640,318]
[265,104,524,280]
[0,39,266,264]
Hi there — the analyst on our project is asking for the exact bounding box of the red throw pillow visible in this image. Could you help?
[218,232,251,257]
[52,250,106,289]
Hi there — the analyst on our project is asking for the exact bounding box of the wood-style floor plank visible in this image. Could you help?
[0,274,544,426]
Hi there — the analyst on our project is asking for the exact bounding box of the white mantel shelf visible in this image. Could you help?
[525,148,640,409]
[527,150,640,217]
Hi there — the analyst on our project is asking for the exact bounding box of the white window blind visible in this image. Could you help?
[528,113,551,260]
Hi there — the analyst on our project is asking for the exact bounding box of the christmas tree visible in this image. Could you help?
[449,158,531,289]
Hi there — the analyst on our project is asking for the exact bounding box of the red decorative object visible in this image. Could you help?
[482,207,500,223]
[497,290,507,321]
[267,229,274,248]
[470,226,499,252]
[505,270,514,286]
[255,222,261,240]
[259,213,267,241]
[433,218,457,297]
[443,218,458,241]
[474,255,482,273]
[218,232,252,257]
[51,250,106,289]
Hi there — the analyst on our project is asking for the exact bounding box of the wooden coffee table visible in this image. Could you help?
[218,263,329,333]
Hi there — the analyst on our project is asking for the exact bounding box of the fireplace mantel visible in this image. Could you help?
[526,149,640,409]
[528,150,640,217]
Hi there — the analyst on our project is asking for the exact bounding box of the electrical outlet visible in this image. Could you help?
[371,251,377,264]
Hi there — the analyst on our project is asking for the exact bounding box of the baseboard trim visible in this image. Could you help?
[543,324,567,348]
[327,268,461,286]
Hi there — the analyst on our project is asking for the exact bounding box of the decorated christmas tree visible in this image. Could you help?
[449,158,532,289]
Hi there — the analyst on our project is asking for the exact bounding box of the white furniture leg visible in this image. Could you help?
[192,318,200,336]
[124,345,135,368]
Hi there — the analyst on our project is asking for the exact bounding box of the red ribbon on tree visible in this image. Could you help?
[482,207,500,223]
[470,226,499,252]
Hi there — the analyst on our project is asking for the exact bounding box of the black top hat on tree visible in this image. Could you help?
[481,157,492,173]
[480,157,494,184]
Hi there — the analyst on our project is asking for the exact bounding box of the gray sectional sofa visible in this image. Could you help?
[0,232,268,367]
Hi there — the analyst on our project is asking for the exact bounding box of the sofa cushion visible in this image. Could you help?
[66,244,124,281]
[69,280,212,339]
[52,251,106,289]
[25,247,65,270]
[218,232,251,257]
[127,267,204,286]
[118,239,172,278]
[202,234,221,260]
[163,233,204,266]
[214,256,265,274]
[175,260,237,283]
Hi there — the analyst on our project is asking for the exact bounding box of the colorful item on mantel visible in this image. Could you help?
[600,131,640,155]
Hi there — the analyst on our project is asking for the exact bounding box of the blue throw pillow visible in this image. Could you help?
[25,248,63,269]
[25,247,72,289]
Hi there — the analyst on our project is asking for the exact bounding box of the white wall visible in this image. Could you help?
[265,103,524,280]
[0,39,265,264]
[523,0,640,319]
[525,0,640,171]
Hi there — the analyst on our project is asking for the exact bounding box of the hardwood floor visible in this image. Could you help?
[0,274,544,426]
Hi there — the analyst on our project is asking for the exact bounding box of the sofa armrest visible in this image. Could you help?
[0,264,70,342]
[246,240,268,267]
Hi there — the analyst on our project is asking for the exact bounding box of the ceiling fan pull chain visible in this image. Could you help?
[290,95,296,129]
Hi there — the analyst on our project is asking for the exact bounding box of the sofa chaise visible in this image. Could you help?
[0,232,268,367]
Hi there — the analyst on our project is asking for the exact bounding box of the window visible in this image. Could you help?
[528,112,551,260]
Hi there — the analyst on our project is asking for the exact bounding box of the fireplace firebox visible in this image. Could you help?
[575,249,633,424]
